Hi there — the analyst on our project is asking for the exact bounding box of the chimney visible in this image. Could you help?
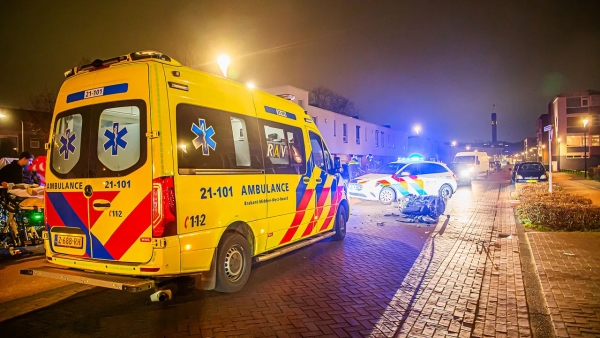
[491,113,497,143]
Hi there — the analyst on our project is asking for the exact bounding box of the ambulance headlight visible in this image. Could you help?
[540,174,547,179]
[516,175,523,179]
[461,170,470,177]
[469,167,475,173]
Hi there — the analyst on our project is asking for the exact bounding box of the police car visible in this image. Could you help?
[348,159,457,204]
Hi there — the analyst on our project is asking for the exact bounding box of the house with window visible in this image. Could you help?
[0,106,49,158]
[549,90,600,170]
[265,85,408,168]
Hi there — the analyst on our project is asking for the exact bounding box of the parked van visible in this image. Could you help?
[453,151,490,179]
[24,51,349,297]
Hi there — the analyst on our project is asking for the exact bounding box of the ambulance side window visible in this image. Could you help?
[51,114,83,175]
[176,104,263,173]
[309,132,332,172]
[259,120,306,175]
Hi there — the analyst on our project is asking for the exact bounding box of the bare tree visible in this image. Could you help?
[26,88,56,142]
[309,86,359,118]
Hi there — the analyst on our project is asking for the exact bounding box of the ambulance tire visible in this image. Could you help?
[378,187,396,205]
[332,205,347,241]
[214,232,252,293]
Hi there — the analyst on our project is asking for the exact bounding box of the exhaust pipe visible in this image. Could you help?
[150,285,175,302]
[150,289,172,302]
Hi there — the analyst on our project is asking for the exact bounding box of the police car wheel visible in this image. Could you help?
[215,233,251,293]
[439,184,453,199]
[378,187,396,205]
[332,205,347,241]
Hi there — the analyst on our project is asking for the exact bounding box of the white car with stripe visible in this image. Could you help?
[348,160,458,204]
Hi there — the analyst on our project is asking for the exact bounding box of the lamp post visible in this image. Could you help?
[0,112,24,152]
[413,125,421,135]
[557,137,561,171]
[583,119,589,178]
[451,141,456,147]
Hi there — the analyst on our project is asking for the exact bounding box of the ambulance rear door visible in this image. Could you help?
[85,64,154,263]
[47,63,154,264]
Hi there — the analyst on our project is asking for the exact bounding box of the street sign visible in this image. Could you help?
[544,125,552,132]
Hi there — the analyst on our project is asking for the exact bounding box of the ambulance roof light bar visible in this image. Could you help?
[64,51,175,78]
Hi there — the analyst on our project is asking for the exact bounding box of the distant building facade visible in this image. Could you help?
[0,106,49,158]
[549,90,600,170]
[265,85,409,168]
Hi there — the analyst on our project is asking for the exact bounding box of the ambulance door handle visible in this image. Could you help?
[303,177,310,184]
[93,200,111,210]
[316,178,322,184]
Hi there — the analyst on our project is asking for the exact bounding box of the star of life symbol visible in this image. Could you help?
[103,122,128,156]
[191,119,216,155]
[59,129,76,160]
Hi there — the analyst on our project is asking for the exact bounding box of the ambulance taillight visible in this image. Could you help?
[152,177,178,237]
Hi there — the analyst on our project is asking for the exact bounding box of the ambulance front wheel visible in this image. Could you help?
[214,232,252,293]
[332,205,347,241]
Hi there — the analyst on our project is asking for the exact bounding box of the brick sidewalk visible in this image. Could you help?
[373,183,531,337]
[528,232,600,337]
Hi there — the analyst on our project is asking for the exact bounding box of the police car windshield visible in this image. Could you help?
[454,156,476,164]
[376,163,407,174]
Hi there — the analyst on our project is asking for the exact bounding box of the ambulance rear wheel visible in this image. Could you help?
[332,205,347,241]
[378,187,396,205]
[215,233,251,293]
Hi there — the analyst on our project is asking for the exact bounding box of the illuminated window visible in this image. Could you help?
[566,135,583,146]
[593,135,600,146]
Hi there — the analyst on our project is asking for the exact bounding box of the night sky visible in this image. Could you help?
[1,1,599,142]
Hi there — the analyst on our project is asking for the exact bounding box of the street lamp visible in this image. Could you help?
[413,125,421,135]
[217,54,230,78]
[557,137,561,171]
[0,112,24,152]
[451,141,456,147]
[583,118,589,178]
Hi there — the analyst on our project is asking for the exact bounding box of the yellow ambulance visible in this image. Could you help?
[23,51,349,298]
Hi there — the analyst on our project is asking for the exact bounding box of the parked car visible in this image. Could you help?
[348,160,457,204]
[513,162,548,183]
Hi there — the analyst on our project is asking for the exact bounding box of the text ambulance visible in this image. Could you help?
[22,51,349,298]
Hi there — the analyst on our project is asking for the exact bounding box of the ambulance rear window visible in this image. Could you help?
[49,100,147,179]
[51,114,83,175]
[96,106,141,171]
[176,104,264,173]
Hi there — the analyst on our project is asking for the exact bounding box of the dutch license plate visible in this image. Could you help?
[54,235,83,249]
[526,180,538,183]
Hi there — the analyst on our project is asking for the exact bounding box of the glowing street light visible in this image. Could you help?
[451,141,456,147]
[413,125,421,135]
[217,54,231,78]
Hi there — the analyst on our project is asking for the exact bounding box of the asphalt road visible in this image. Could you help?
[0,169,511,337]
